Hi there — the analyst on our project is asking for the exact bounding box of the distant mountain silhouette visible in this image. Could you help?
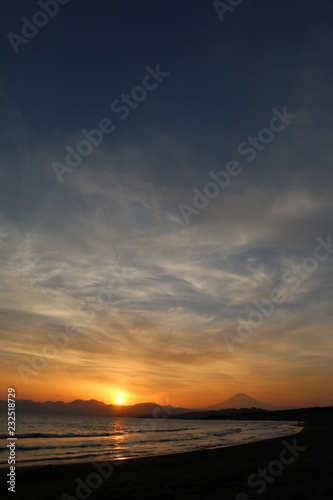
[0,393,296,418]
[203,393,276,411]
[0,399,193,418]
[173,407,268,420]
[175,406,333,421]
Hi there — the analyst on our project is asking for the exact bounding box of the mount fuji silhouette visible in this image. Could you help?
[203,393,276,411]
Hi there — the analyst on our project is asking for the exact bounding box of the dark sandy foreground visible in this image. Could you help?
[1,408,333,500]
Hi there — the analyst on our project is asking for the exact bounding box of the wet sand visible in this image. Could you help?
[1,408,333,499]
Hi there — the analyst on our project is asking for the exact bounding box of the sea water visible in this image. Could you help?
[0,414,302,467]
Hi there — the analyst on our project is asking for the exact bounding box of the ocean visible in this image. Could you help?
[0,414,303,467]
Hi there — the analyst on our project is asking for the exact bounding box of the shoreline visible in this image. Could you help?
[1,411,332,499]
[0,425,303,469]
[0,419,303,470]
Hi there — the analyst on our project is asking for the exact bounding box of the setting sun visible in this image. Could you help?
[116,396,124,405]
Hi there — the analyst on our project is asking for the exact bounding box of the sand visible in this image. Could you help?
[1,409,333,499]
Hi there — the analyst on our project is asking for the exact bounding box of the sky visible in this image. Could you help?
[0,0,333,409]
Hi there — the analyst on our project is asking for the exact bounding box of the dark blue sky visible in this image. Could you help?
[1,0,333,406]
[1,0,332,181]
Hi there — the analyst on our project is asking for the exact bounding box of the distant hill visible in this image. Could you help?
[0,399,193,418]
[175,406,333,421]
[203,393,276,411]
[173,407,268,420]
[0,393,296,418]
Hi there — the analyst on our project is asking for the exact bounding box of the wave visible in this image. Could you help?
[0,431,123,440]
[213,428,242,437]
[0,426,196,440]
[135,427,196,433]
[15,442,115,451]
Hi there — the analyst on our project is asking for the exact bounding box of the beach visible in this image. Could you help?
[1,409,332,499]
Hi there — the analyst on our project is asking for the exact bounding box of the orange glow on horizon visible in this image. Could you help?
[1,352,333,410]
